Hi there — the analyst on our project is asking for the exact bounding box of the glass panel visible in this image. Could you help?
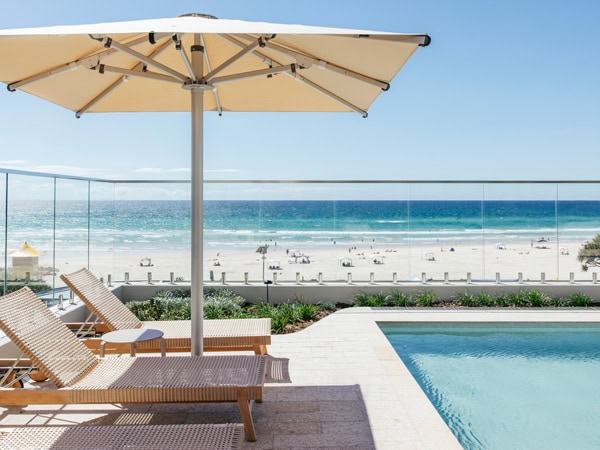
[106,182,192,283]
[557,184,600,281]
[54,179,91,290]
[0,173,6,295]
[89,181,116,282]
[483,183,558,281]
[406,183,485,281]
[205,182,263,282]
[5,174,54,299]
[330,183,411,283]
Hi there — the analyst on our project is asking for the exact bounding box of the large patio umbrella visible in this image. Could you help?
[0,13,430,355]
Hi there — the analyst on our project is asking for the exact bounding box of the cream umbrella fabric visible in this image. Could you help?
[0,13,430,355]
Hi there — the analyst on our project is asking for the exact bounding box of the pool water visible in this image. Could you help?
[381,323,600,450]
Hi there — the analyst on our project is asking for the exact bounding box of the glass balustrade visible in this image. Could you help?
[2,168,600,297]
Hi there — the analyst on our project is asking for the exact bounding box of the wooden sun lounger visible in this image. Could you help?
[61,268,271,355]
[0,423,244,449]
[0,288,266,442]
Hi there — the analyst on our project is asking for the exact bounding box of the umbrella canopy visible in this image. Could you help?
[0,14,429,116]
[0,14,430,355]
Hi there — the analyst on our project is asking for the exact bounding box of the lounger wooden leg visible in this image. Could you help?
[237,388,256,442]
[252,343,268,355]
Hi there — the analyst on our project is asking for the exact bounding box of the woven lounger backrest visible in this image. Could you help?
[0,287,98,387]
[61,268,142,330]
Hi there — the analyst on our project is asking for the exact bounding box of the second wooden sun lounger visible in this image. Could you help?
[0,288,266,442]
[61,268,271,355]
[0,423,244,449]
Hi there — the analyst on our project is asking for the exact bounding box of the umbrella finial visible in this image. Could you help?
[178,13,218,20]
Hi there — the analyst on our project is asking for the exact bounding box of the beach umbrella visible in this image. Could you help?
[9,242,45,257]
[0,13,430,355]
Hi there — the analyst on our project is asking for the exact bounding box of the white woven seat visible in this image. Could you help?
[0,423,244,449]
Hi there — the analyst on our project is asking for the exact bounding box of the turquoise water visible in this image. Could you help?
[381,323,600,449]
[3,200,600,256]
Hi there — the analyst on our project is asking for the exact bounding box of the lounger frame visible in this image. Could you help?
[61,268,271,355]
[0,288,266,441]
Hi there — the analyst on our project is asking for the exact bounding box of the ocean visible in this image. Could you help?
[2,200,600,258]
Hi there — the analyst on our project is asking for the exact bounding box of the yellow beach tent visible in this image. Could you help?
[9,242,45,280]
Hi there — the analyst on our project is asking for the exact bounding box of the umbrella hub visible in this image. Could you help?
[178,13,218,20]
[182,79,215,91]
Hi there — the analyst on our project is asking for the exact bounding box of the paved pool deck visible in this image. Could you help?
[2,308,600,449]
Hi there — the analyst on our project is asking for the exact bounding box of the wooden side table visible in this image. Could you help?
[100,328,166,357]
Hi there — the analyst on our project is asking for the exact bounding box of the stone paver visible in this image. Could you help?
[2,308,599,448]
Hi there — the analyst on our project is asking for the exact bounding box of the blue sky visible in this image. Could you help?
[0,0,599,193]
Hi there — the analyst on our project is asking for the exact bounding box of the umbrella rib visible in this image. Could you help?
[94,35,188,83]
[219,33,368,116]
[76,37,174,117]
[96,65,181,84]
[210,65,295,86]
[288,71,368,117]
[218,33,276,68]
[173,34,196,82]
[75,78,126,118]
[204,38,264,83]
[6,34,154,92]
[200,34,223,115]
[341,33,431,46]
[237,33,390,90]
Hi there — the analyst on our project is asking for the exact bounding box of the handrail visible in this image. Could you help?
[205,179,600,184]
[0,168,599,184]
[0,168,187,183]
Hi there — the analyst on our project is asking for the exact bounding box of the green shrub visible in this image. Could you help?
[568,293,592,307]
[414,290,437,307]
[126,287,245,321]
[456,291,477,307]
[525,290,552,307]
[126,299,159,321]
[507,291,529,307]
[353,292,388,307]
[295,302,317,321]
[204,288,245,317]
[390,290,414,307]
[278,303,299,322]
[250,302,278,318]
[477,292,494,307]
[551,296,571,307]
[270,313,288,333]
[5,282,52,294]
[318,302,337,312]
[494,294,511,307]
[264,303,296,332]
[577,234,600,270]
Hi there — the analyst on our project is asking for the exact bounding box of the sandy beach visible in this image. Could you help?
[46,239,595,287]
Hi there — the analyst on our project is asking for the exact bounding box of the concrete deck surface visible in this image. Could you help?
[2,308,599,449]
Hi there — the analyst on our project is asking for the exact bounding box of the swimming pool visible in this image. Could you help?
[380,322,600,449]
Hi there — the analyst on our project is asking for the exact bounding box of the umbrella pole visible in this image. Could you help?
[190,35,204,356]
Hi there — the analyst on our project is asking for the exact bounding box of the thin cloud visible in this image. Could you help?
[135,168,191,174]
[0,160,95,177]
[0,160,29,166]
[135,168,240,174]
